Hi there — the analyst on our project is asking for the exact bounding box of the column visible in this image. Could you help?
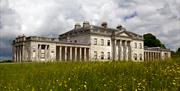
[125,41,129,61]
[118,40,122,61]
[155,53,157,60]
[74,47,77,61]
[38,45,41,60]
[16,46,19,62]
[154,53,155,61]
[59,46,62,61]
[84,48,87,61]
[70,47,72,60]
[13,46,16,62]
[19,46,22,62]
[79,48,82,61]
[113,40,117,61]
[22,45,25,61]
[123,41,126,60]
[128,41,131,60]
[125,41,128,61]
[64,46,67,61]
[44,45,47,61]
[150,52,153,61]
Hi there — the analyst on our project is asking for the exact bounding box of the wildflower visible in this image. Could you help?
[65,84,67,87]
[59,82,62,86]
[84,85,87,89]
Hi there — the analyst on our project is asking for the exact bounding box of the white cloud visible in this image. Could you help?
[0,0,180,59]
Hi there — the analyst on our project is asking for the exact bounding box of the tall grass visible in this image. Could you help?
[0,59,179,91]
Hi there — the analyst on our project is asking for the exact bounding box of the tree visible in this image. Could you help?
[176,47,180,53]
[143,33,166,49]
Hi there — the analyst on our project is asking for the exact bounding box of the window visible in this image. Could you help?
[101,52,104,59]
[134,53,137,60]
[139,54,142,60]
[94,51,97,59]
[41,45,46,49]
[41,53,45,58]
[94,38,97,45]
[107,52,110,60]
[74,40,77,43]
[101,39,104,46]
[139,43,142,49]
[107,40,111,46]
[134,42,137,48]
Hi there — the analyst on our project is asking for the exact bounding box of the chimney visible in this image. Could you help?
[101,22,107,28]
[74,23,81,29]
[83,21,90,28]
[116,25,122,30]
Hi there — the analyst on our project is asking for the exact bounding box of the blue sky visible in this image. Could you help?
[0,0,180,60]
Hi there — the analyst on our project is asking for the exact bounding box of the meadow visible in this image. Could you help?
[0,58,179,91]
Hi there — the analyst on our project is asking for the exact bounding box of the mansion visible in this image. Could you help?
[12,21,171,62]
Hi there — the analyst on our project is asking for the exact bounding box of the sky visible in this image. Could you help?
[0,0,180,60]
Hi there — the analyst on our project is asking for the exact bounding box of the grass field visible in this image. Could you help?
[0,58,180,91]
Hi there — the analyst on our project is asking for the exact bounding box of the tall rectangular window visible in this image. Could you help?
[101,52,104,59]
[107,40,110,46]
[134,42,137,48]
[101,39,104,46]
[139,43,142,49]
[94,51,97,59]
[94,38,97,45]
[107,52,110,59]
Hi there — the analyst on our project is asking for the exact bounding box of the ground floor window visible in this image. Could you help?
[107,52,110,59]
[134,53,137,60]
[94,51,97,59]
[139,54,142,60]
[101,52,104,59]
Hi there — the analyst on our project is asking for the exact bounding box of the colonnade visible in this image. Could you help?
[113,40,131,61]
[144,52,161,61]
[13,45,25,62]
[56,46,90,61]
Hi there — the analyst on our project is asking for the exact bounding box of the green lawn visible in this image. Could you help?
[0,59,179,91]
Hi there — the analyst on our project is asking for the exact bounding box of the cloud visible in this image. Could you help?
[0,0,180,59]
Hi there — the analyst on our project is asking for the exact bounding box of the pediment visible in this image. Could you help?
[116,31,132,38]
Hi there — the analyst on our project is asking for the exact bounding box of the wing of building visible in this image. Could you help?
[12,21,171,62]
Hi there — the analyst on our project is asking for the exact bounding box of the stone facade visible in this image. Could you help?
[12,21,171,62]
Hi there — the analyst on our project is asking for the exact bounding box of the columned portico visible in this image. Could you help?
[114,39,131,61]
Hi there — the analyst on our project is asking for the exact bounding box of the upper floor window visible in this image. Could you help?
[101,52,104,59]
[107,40,111,46]
[134,53,137,60]
[94,38,97,45]
[74,40,77,43]
[94,51,97,59]
[134,42,137,49]
[139,43,142,49]
[101,39,104,46]
[107,52,110,59]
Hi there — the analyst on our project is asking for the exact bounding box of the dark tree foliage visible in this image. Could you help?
[143,33,166,49]
[172,47,180,58]
[177,47,180,53]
